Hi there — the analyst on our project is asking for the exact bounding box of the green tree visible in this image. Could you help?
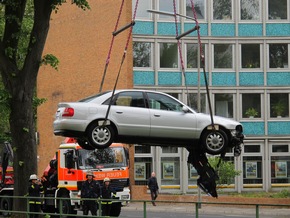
[208,156,241,187]
[0,0,89,216]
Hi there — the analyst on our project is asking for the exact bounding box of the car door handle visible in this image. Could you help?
[116,111,123,114]
[154,114,161,117]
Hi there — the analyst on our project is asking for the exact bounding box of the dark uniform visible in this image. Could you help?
[28,175,44,218]
[81,175,101,215]
[101,177,116,216]
[148,172,159,206]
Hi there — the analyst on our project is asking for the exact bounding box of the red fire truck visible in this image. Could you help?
[0,139,130,217]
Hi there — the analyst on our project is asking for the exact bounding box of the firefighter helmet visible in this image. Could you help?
[104,177,110,182]
[29,174,38,181]
[86,170,94,178]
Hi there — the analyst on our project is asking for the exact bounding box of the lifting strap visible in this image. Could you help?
[189,0,215,130]
[103,0,139,124]
[173,0,191,106]
[99,0,125,93]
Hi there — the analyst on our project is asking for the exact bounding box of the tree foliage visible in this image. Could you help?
[0,0,89,216]
[208,156,241,187]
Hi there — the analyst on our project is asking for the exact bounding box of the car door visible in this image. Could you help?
[146,92,198,139]
[109,91,150,136]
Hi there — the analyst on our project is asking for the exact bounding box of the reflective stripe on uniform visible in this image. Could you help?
[29,201,42,204]
[101,201,112,204]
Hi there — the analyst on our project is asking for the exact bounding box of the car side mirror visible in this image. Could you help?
[182,106,189,113]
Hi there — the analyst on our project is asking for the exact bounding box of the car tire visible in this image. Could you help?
[87,122,115,149]
[77,138,95,150]
[201,129,228,155]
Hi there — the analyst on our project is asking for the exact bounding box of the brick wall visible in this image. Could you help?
[37,0,133,174]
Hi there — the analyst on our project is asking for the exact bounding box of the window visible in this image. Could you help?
[159,0,179,20]
[244,145,261,153]
[240,0,260,20]
[188,93,206,113]
[147,92,183,112]
[272,145,289,153]
[161,157,180,186]
[186,0,205,20]
[214,44,233,69]
[160,43,178,68]
[134,157,152,185]
[271,157,290,184]
[214,93,233,118]
[133,42,152,68]
[162,147,178,153]
[135,145,151,154]
[133,0,151,19]
[109,91,145,108]
[213,0,232,20]
[270,93,289,118]
[243,156,263,185]
[242,93,261,118]
[186,43,205,68]
[241,44,260,68]
[268,0,287,20]
[269,44,288,68]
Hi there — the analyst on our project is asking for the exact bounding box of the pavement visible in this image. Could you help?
[122,201,290,218]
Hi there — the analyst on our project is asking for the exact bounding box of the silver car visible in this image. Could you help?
[54,89,244,154]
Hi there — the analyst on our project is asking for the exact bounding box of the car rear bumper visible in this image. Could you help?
[54,130,85,138]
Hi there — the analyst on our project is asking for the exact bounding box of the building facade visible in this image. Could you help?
[132,0,290,193]
[37,1,133,174]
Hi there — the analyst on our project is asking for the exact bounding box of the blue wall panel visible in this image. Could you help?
[158,22,180,36]
[266,24,290,36]
[184,23,208,36]
[212,72,236,86]
[185,72,207,86]
[133,21,154,35]
[158,72,181,85]
[238,24,263,36]
[211,23,235,36]
[241,122,265,135]
[133,71,155,85]
[239,72,264,86]
[267,72,290,86]
[268,122,290,135]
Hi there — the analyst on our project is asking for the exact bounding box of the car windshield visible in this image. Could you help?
[77,147,127,169]
[78,91,110,102]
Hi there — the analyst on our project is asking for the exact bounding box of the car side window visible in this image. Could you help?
[114,91,146,108]
[146,92,183,111]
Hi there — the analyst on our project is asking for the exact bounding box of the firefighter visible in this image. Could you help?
[101,177,116,216]
[28,174,44,218]
[81,170,101,216]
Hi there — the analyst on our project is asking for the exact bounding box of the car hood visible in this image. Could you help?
[196,113,241,130]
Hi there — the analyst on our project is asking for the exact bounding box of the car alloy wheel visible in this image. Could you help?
[202,129,228,155]
[87,122,115,149]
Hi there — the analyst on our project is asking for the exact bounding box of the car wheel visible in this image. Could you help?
[201,129,228,155]
[87,122,115,149]
[77,138,95,150]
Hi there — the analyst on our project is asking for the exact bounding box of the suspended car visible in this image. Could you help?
[53,89,244,154]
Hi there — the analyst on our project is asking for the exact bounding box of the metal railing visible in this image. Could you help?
[0,195,289,218]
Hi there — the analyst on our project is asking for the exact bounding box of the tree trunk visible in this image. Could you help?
[10,85,37,217]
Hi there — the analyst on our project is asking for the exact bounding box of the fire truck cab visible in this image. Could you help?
[0,140,130,217]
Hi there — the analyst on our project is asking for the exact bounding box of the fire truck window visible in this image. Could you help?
[80,147,126,169]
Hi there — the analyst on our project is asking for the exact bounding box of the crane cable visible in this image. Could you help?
[189,0,215,130]
[103,0,139,124]
[99,0,125,93]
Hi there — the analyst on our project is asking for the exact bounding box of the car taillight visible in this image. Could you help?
[62,107,74,117]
